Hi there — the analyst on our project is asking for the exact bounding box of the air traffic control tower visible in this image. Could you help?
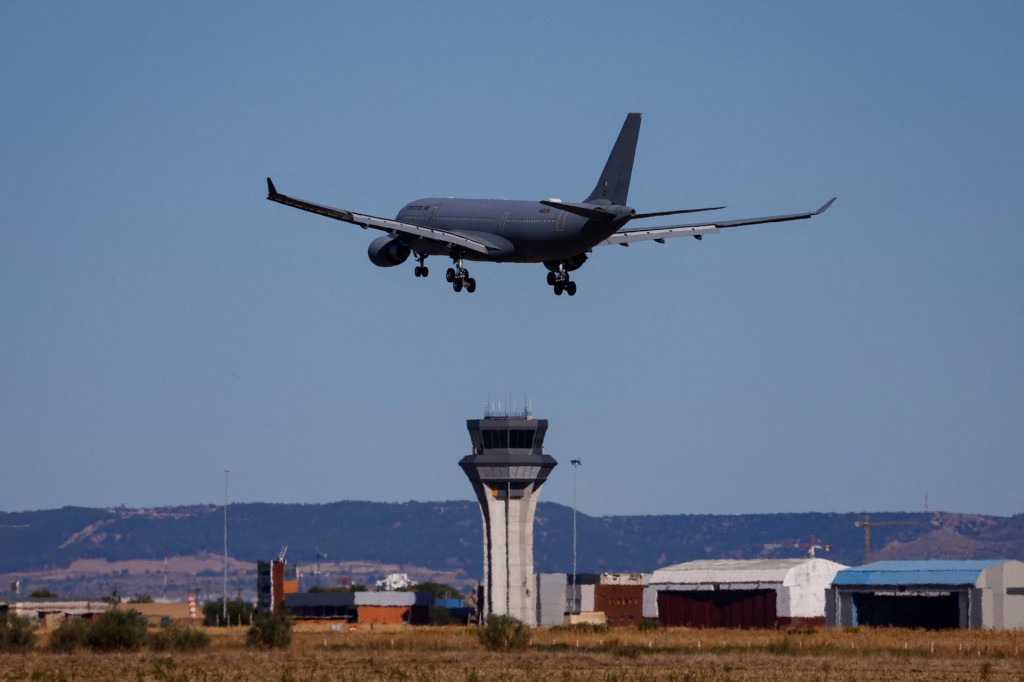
[459,408,557,624]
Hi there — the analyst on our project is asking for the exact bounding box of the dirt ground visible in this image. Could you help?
[3,625,1023,681]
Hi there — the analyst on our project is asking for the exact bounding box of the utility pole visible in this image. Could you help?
[223,469,229,625]
[570,458,581,615]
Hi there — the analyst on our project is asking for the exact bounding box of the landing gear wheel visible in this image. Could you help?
[446,268,456,283]
[453,279,463,292]
[465,278,476,293]
[546,271,556,286]
[421,266,428,277]
[566,281,577,296]
[554,282,564,295]
[414,266,423,277]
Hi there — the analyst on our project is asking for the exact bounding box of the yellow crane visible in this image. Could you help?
[854,515,919,563]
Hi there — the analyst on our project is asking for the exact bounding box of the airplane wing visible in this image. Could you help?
[266,178,492,254]
[601,198,836,246]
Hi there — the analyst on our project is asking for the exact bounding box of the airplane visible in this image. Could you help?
[266,113,834,296]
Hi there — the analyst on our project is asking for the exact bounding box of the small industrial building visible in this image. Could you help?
[646,558,846,628]
[594,573,646,627]
[284,591,435,625]
[2,599,110,627]
[536,573,648,627]
[826,560,1024,629]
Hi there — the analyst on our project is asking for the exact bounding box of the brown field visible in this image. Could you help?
[3,625,1024,681]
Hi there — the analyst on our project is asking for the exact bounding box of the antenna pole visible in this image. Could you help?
[223,469,229,624]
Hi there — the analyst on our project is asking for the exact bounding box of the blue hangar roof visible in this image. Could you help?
[832,560,1005,587]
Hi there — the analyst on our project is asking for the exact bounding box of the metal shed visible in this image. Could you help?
[827,560,1024,629]
[646,558,847,628]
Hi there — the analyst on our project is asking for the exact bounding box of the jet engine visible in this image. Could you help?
[543,253,588,273]
[367,236,411,267]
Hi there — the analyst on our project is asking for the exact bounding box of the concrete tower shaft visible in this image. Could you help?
[459,415,557,624]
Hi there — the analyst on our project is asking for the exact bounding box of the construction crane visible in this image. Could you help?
[796,535,833,558]
[763,535,833,558]
[854,515,919,563]
[278,545,288,562]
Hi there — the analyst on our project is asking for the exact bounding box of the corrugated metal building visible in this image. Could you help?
[646,558,846,628]
[826,560,1024,629]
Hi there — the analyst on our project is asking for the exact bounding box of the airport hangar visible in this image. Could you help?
[644,558,847,628]
[826,560,1024,629]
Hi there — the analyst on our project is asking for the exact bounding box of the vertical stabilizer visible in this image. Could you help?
[584,113,642,205]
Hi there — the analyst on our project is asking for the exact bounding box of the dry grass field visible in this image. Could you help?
[3,625,1024,681]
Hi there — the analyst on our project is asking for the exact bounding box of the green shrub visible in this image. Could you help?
[246,613,293,649]
[636,619,663,631]
[146,626,175,652]
[477,614,530,651]
[49,618,91,652]
[172,626,210,651]
[0,613,37,651]
[148,625,210,651]
[87,609,148,651]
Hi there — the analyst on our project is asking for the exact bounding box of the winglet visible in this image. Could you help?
[267,177,278,198]
[816,197,837,214]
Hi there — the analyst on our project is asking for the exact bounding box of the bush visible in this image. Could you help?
[636,619,663,631]
[246,613,293,649]
[87,609,148,651]
[49,618,91,652]
[172,626,210,651]
[477,614,530,651]
[147,625,210,651]
[0,613,37,651]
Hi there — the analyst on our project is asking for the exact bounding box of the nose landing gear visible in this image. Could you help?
[413,253,429,278]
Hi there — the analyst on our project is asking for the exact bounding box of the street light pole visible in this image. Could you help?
[570,458,581,615]
[223,469,229,625]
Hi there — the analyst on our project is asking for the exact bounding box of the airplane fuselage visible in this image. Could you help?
[394,199,625,263]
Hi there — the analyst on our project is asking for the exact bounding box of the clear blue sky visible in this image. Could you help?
[2,2,1021,517]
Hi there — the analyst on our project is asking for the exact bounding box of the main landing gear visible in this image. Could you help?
[445,257,476,293]
[413,253,429,278]
[546,263,577,296]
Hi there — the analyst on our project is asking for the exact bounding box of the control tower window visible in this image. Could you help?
[481,430,536,450]
[510,430,535,449]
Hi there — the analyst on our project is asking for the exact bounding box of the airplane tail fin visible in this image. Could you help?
[584,113,642,206]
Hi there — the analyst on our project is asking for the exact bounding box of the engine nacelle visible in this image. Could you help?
[367,236,411,267]
[543,253,588,273]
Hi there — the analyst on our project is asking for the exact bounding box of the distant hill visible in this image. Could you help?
[1,502,1022,597]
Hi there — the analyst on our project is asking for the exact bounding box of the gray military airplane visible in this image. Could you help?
[267,113,834,296]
